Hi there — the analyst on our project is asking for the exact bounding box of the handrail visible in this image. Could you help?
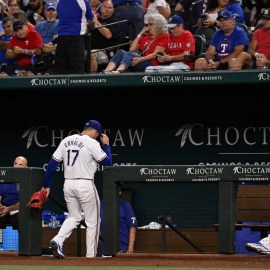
[85,19,129,73]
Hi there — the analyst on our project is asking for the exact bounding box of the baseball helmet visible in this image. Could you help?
[27,190,48,209]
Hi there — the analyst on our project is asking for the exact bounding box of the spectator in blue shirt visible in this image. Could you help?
[0,156,28,229]
[35,2,58,44]
[34,2,58,74]
[194,10,249,70]
[0,16,15,76]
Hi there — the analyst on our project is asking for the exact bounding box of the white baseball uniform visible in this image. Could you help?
[50,134,107,257]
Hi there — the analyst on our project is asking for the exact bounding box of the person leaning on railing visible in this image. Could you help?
[4,19,42,76]
[100,13,169,74]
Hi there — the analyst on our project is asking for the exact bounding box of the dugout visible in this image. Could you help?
[1,70,270,256]
[102,165,270,256]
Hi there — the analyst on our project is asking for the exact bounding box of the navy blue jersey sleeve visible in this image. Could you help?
[99,144,112,166]
[43,158,59,188]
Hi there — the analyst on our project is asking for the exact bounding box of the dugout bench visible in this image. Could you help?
[102,165,270,256]
[0,167,43,255]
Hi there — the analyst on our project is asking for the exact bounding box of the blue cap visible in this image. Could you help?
[167,15,184,28]
[45,2,57,10]
[217,10,235,20]
[84,120,102,134]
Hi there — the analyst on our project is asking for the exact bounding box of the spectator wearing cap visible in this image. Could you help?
[194,9,249,70]
[230,8,270,69]
[34,2,58,74]
[145,15,196,72]
[4,19,42,75]
[35,2,58,44]
[144,0,171,25]
[249,0,270,28]
[53,0,96,74]
[101,13,169,73]
[195,0,246,49]
[12,9,35,31]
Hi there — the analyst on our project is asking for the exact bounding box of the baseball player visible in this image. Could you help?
[41,120,112,258]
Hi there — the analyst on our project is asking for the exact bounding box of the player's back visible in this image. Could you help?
[53,134,106,180]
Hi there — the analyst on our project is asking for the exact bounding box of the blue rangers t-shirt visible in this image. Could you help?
[210,25,249,61]
[100,198,137,253]
[57,0,94,35]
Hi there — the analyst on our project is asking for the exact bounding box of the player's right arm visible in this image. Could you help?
[41,141,64,196]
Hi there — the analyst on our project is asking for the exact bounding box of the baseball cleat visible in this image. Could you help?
[50,240,65,258]
[246,242,270,255]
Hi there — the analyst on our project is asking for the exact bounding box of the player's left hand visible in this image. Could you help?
[100,134,109,145]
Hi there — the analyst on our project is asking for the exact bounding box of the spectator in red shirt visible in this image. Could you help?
[5,19,42,75]
[145,15,196,72]
[101,13,169,73]
[230,8,270,69]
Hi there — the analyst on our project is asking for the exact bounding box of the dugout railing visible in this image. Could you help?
[0,69,269,90]
[102,164,270,256]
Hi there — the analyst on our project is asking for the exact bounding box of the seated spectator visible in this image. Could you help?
[194,10,249,70]
[0,0,8,34]
[0,16,15,76]
[24,0,45,25]
[35,2,58,44]
[250,0,270,27]
[196,0,246,48]
[145,15,196,72]
[0,156,28,230]
[34,2,58,74]
[101,13,169,73]
[88,0,122,73]
[12,9,35,31]
[144,0,171,25]
[2,0,21,17]
[230,8,270,69]
[198,0,246,28]
[4,19,42,76]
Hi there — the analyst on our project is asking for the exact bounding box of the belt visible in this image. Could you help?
[115,2,141,7]
[66,178,94,181]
